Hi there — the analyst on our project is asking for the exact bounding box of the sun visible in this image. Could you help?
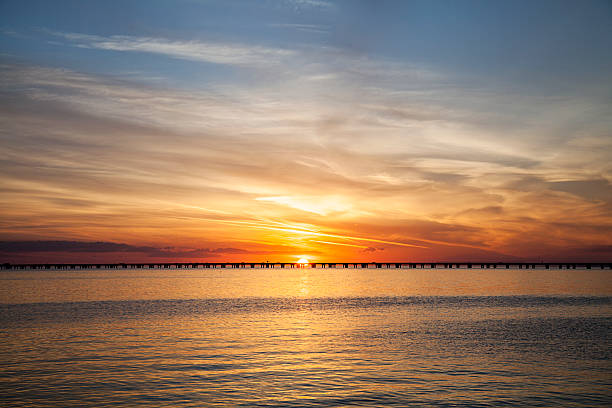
[296,258,309,264]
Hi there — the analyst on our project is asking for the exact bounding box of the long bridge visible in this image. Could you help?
[2,262,611,270]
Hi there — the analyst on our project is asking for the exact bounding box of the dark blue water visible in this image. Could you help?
[1,268,611,407]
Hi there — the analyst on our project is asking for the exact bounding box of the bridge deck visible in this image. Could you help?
[2,262,611,270]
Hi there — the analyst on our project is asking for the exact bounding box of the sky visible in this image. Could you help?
[1,0,611,263]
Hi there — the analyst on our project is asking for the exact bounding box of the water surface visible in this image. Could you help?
[1,268,610,407]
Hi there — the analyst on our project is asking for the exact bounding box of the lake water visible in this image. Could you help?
[1,267,611,407]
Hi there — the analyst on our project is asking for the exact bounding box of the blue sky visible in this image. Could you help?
[4,0,611,89]
[1,0,611,262]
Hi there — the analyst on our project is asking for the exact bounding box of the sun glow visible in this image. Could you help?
[296,258,309,264]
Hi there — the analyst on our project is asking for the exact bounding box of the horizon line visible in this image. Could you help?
[3,261,612,269]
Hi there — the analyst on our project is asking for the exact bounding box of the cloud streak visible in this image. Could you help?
[0,240,251,258]
[1,41,611,262]
[52,32,296,68]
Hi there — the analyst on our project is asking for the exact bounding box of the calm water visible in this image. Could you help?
[1,267,611,407]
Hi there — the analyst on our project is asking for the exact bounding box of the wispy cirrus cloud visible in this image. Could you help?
[51,31,296,68]
[1,58,611,262]
[47,29,444,87]
[282,0,334,9]
[268,23,329,34]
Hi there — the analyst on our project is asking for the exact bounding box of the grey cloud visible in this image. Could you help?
[0,241,159,253]
[548,179,612,202]
[0,241,250,258]
[504,176,612,203]
[419,171,468,184]
[573,244,612,254]
[394,151,540,171]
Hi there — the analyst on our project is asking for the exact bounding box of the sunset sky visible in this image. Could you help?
[1,0,611,263]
